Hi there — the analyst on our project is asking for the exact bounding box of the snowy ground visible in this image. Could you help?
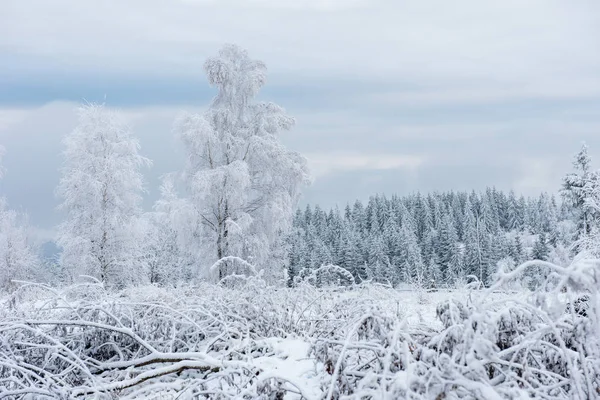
[0,277,592,399]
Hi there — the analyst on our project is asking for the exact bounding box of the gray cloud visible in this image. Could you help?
[2,0,599,97]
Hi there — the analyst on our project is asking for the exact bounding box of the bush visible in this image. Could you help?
[0,258,598,399]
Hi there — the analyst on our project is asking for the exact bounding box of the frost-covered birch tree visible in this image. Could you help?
[175,44,309,281]
[56,104,151,287]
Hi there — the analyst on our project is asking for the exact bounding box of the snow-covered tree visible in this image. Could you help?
[506,190,520,230]
[562,143,600,254]
[288,189,573,287]
[0,147,41,291]
[437,212,458,282]
[143,180,185,285]
[532,232,550,261]
[174,44,309,281]
[399,224,424,284]
[341,230,366,281]
[462,199,481,279]
[146,175,203,285]
[508,235,526,264]
[56,104,151,288]
[0,201,41,291]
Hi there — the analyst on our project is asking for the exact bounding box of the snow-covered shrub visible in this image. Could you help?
[295,264,355,288]
[0,257,598,399]
[209,256,259,286]
[309,257,600,399]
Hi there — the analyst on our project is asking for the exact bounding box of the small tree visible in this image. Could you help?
[56,104,151,288]
[175,44,309,281]
[561,143,600,254]
[0,147,41,291]
[144,176,198,285]
[0,201,41,291]
[532,233,550,261]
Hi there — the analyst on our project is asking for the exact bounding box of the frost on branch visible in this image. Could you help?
[210,256,259,286]
[295,264,356,287]
[315,258,600,399]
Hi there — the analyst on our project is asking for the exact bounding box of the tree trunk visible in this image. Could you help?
[216,201,230,281]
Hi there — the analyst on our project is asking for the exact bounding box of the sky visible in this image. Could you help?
[1,0,600,239]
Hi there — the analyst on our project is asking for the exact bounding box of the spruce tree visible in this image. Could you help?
[437,213,458,283]
[561,143,600,253]
[532,232,550,261]
[506,190,519,231]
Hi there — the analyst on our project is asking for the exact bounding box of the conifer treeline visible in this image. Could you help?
[287,188,572,287]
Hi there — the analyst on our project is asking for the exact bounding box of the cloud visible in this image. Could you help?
[514,157,567,195]
[0,108,30,133]
[1,0,599,107]
[183,0,368,11]
[365,82,600,108]
[306,152,426,178]
[2,1,600,229]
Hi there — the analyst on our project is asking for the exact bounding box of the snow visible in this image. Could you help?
[254,337,321,400]
[0,281,522,397]
[1,257,599,399]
